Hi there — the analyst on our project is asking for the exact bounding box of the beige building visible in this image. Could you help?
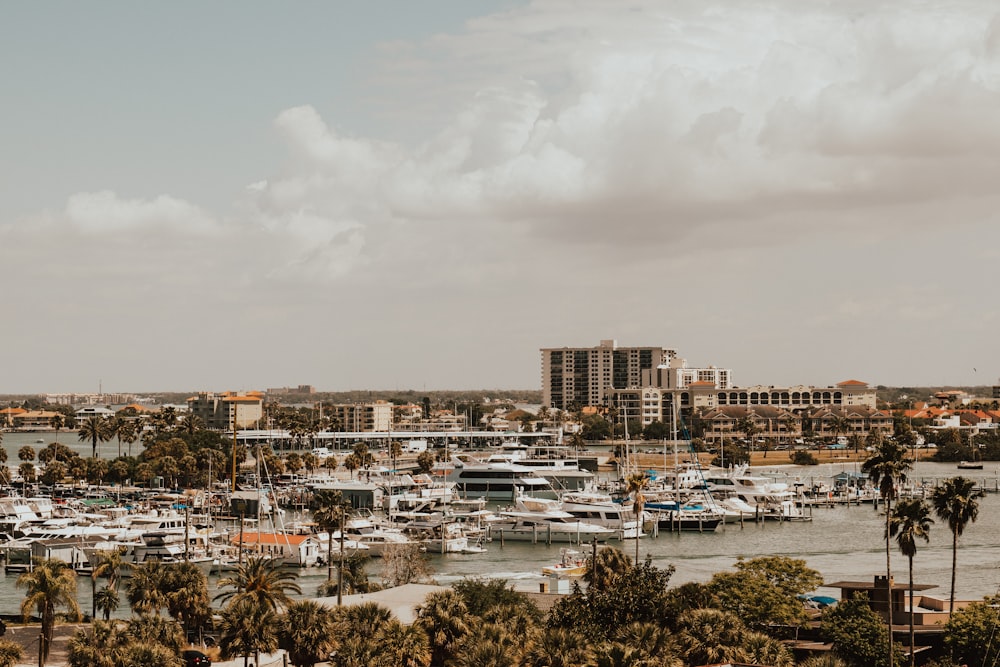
[187,391,264,430]
[328,401,393,432]
[541,339,678,411]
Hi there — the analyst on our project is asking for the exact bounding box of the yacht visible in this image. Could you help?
[703,466,811,521]
[492,496,615,544]
[343,514,424,557]
[445,457,556,501]
[559,490,644,539]
[483,444,594,493]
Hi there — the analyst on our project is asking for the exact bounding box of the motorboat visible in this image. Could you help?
[558,490,644,539]
[541,548,588,578]
[445,457,556,501]
[492,496,615,544]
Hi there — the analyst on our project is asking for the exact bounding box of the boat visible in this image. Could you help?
[445,457,557,501]
[343,514,424,557]
[541,548,588,578]
[483,444,594,493]
[559,490,644,539]
[703,466,811,522]
[958,461,984,470]
[492,496,616,544]
[644,499,723,532]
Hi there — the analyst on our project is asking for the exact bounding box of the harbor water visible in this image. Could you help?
[3,430,1000,614]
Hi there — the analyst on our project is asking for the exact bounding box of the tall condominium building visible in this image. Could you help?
[328,401,393,433]
[187,391,264,430]
[541,339,678,411]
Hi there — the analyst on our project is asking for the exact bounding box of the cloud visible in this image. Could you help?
[64,190,218,234]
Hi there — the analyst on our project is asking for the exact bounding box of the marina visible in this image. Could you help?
[2,424,1000,618]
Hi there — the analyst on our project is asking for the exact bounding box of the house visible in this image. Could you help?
[231,532,322,567]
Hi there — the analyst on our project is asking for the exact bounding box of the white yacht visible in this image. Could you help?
[492,496,615,544]
[445,457,556,501]
[559,490,644,539]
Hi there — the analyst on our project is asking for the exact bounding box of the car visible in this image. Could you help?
[183,650,211,667]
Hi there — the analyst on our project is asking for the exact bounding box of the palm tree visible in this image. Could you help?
[378,619,432,667]
[862,437,912,667]
[521,627,592,667]
[0,639,23,667]
[829,412,851,451]
[215,555,302,611]
[931,476,984,614]
[93,586,119,621]
[414,589,473,667]
[218,597,279,667]
[889,498,933,667]
[126,561,167,615]
[279,599,338,667]
[78,415,112,458]
[584,546,632,591]
[312,489,348,592]
[89,547,126,619]
[625,473,648,564]
[675,607,747,667]
[17,558,82,665]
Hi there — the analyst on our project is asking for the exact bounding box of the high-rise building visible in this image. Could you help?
[187,391,264,430]
[541,339,677,410]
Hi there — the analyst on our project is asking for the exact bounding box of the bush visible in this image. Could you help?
[792,450,818,465]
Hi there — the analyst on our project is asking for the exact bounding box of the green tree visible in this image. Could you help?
[930,476,984,614]
[707,556,823,631]
[126,562,168,615]
[218,597,279,667]
[78,415,113,458]
[89,547,127,621]
[311,489,349,591]
[521,627,592,667]
[93,586,119,621]
[215,555,302,611]
[674,608,747,667]
[548,554,675,640]
[889,499,933,667]
[416,450,435,474]
[0,640,23,667]
[943,597,1000,667]
[414,588,474,667]
[17,558,82,665]
[862,437,912,667]
[624,473,648,564]
[279,599,338,667]
[820,594,898,667]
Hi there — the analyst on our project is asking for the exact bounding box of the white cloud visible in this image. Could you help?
[64,190,217,234]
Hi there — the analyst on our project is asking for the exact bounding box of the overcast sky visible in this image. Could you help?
[2,1,999,395]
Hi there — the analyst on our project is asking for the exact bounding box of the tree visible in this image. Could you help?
[889,499,932,667]
[416,450,435,475]
[521,627,592,667]
[414,589,474,667]
[126,562,168,615]
[17,558,82,665]
[862,437,912,667]
[707,556,823,631]
[0,640,23,667]
[674,607,747,667]
[18,446,35,463]
[821,594,899,667]
[78,415,113,458]
[90,547,127,621]
[624,473,647,564]
[548,553,675,640]
[930,476,984,614]
[215,555,302,611]
[279,599,337,667]
[381,543,435,589]
[93,586,119,621]
[218,597,279,667]
[943,597,1000,667]
[311,489,348,590]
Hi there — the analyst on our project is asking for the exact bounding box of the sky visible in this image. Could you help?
[2,1,1000,395]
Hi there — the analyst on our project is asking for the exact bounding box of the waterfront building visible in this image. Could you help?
[541,339,678,411]
[328,401,393,432]
[187,391,264,430]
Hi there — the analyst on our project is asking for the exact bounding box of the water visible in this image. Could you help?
[3,435,1000,615]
